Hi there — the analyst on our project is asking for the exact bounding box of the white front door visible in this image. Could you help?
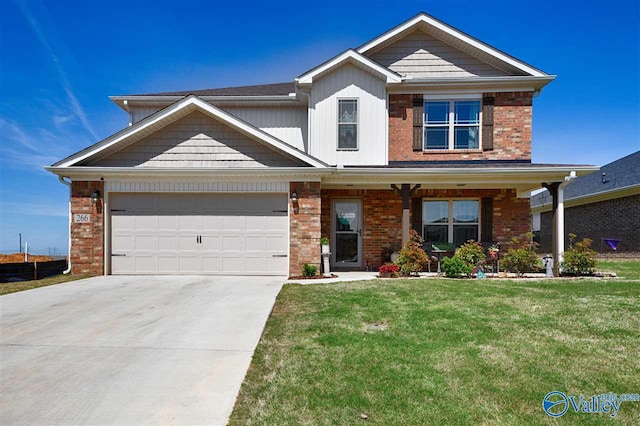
[332,199,362,268]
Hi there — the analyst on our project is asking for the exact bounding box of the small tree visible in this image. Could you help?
[562,233,597,275]
[395,230,430,276]
[502,232,542,276]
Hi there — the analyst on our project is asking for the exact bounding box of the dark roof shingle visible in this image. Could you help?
[531,151,640,207]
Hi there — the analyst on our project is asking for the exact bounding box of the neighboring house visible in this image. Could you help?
[46,12,597,277]
[532,151,640,254]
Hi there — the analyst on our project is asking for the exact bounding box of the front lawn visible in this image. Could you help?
[0,273,91,296]
[230,263,640,425]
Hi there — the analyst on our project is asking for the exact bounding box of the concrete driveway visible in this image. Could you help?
[0,275,284,425]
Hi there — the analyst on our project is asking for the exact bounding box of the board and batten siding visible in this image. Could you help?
[368,30,508,78]
[222,107,308,151]
[309,63,387,166]
[91,111,303,168]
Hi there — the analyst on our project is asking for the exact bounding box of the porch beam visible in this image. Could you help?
[542,182,561,277]
[392,184,421,245]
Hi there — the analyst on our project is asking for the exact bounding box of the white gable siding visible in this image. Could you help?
[222,107,308,151]
[368,30,509,78]
[131,107,161,123]
[91,111,302,168]
[309,63,387,166]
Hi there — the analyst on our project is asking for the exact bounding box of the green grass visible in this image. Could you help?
[230,261,640,425]
[0,273,91,295]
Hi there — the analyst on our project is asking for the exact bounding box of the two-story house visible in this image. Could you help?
[46,13,597,277]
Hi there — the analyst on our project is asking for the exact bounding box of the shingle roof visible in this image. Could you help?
[531,151,640,207]
[129,82,295,97]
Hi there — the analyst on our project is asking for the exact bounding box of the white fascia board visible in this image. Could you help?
[296,50,402,85]
[44,166,333,180]
[110,94,300,111]
[357,13,548,78]
[55,95,327,168]
[396,76,555,90]
[322,166,599,186]
[531,183,640,213]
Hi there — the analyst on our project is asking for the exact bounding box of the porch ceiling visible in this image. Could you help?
[321,165,599,197]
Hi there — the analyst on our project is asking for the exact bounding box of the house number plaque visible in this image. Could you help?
[74,214,91,223]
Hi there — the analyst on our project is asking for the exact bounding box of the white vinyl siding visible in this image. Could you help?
[368,30,509,78]
[91,111,303,168]
[110,193,289,275]
[129,106,308,151]
[221,107,308,151]
[309,63,387,165]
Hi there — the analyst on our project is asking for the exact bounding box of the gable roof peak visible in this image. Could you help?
[357,11,549,78]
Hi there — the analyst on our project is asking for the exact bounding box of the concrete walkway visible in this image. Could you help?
[0,275,284,426]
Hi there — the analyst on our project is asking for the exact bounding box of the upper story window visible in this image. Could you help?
[424,99,480,150]
[338,99,358,150]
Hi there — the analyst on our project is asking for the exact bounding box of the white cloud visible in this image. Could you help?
[14,0,98,140]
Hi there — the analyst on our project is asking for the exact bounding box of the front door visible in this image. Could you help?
[332,199,362,268]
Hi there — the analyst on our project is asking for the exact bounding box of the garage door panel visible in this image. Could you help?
[111,193,288,275]
[157,256,179,273]
[136,236,158,251]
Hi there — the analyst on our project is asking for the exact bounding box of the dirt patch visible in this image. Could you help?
[0,253,54,264]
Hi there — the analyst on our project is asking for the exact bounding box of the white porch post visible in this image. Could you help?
[556,184,565,267]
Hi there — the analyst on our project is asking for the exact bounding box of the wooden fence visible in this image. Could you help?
[0,260,68,283]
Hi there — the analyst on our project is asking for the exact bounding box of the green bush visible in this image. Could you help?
[502,232,541,276]
[320,237,330,246]
[455,240,485,269]
[562,234,597,275]
[302,264,317,277]
[396,230,430,276]
[442,256,472,278]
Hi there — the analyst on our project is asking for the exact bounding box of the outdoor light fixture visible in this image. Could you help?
[291,189,298,201]
[91,190,101,203]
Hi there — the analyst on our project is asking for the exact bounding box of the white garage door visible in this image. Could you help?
[110,193,289,275]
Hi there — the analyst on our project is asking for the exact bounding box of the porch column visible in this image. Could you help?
[392,184,421,245]
[542,182,562,277]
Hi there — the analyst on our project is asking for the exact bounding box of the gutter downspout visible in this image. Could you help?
[59,176,72,274]
[557,171,576,269]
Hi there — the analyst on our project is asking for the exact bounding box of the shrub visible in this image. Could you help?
[455,240,485,269]
[302,264,317,277]
[395,230,430,276]
[442,256,473,278]
[378,263,400,277]
[562,233,597,276]
[502,232,541,276]
[320,237,330,246]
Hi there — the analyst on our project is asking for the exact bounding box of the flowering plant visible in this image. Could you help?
[379,263,400,274]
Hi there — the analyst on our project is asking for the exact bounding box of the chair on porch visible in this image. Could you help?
[422,242,452,273]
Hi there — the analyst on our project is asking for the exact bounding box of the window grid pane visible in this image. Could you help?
[425,127,449,150]
[454,126,479,149]
[454,101,480,124]
[425,102,449,125]
[339,100,357,123]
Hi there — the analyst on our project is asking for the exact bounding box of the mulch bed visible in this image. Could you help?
[288,274,339,280]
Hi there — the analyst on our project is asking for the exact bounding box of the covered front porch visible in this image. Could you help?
[312,164,596,276]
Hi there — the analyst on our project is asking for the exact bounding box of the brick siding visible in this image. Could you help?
[388,92,532,162]
[289,181,322,276]
[539,194,640,253]
[321,188,530,270]
[70,181,104,275]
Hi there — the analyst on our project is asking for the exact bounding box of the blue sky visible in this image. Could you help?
[1,0,638,254]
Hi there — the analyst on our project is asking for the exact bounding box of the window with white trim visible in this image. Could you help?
[423,199,479,245]
[424,99,481,150]
[338,99,358,150]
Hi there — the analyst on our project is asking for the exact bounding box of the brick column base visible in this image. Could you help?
[289,181,321,276]
[70,181,104,275]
